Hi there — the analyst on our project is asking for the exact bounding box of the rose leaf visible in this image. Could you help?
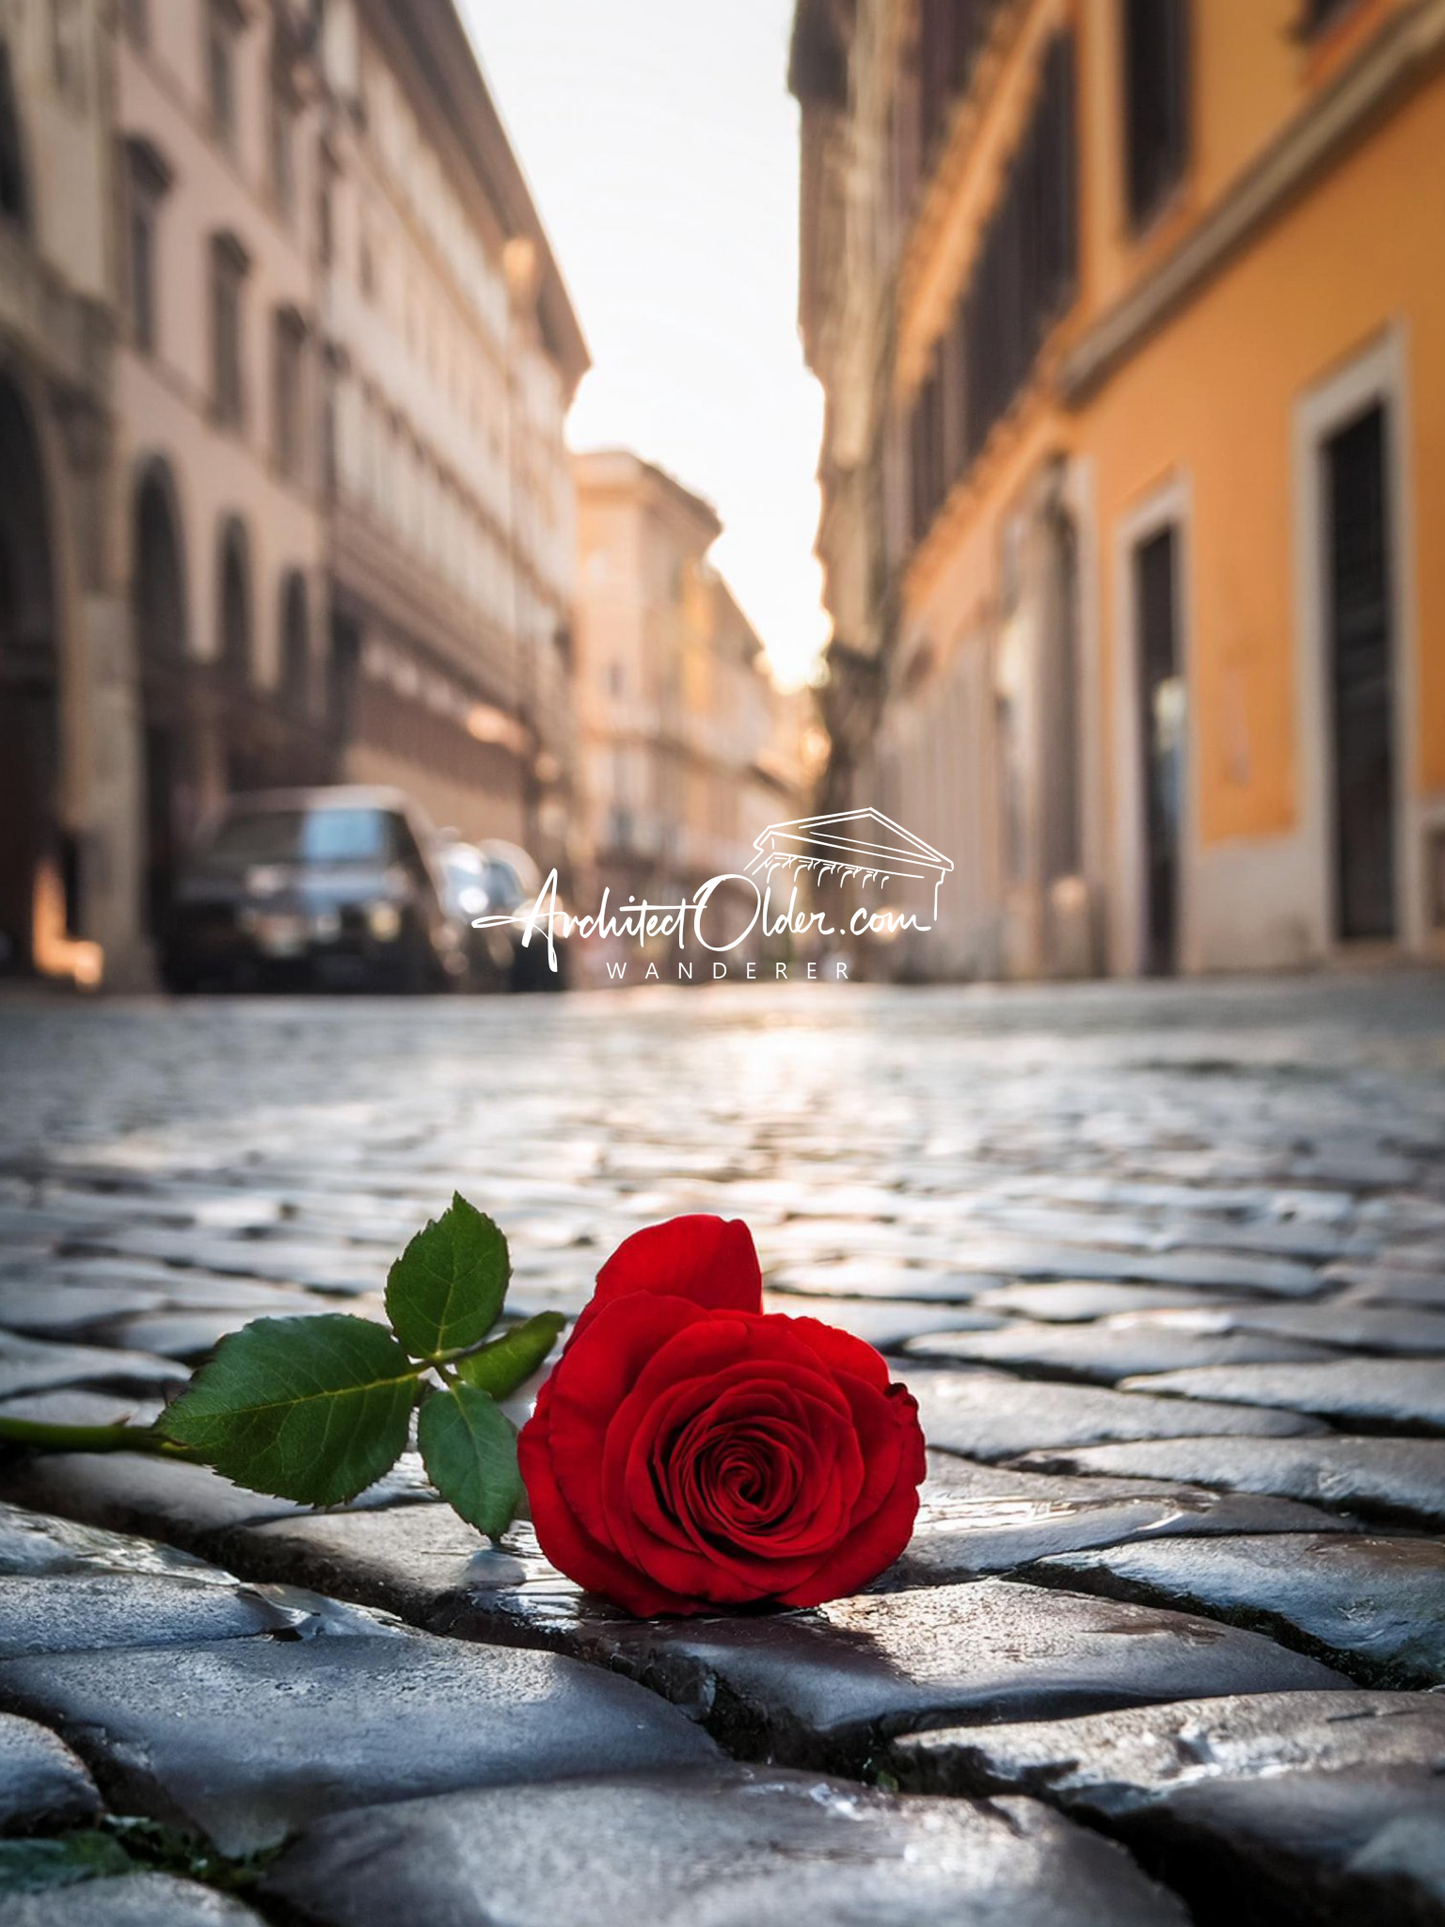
[454,1312,564,1399]
[385,1193,510,1360]
[155,1314,418,1506]
[417,1381,524,1539]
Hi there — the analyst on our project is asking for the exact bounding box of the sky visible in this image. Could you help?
[460,0,829,690]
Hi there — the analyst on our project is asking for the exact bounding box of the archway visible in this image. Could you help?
[0,40,29,230]
[272,569,322,785]
[0,373,60,974]
[279,570,309,713]
[132,457,190,937]
[217,515,264,790]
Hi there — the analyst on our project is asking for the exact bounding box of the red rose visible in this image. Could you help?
[518,1215,926,1616]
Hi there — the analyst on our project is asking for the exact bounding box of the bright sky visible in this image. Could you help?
[461,0,829,690]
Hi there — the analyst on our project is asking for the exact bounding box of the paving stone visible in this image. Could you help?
[1028,1533,1445,1685]
[971,1280,1235,1322]
[229,1503,570,1625]
[0,1573,339,1660]
[1122,1359,1445,1434]
[767,1260,1006,1302]
[889,1692,1445,1927]
[1012,1435,1445,1529]
[1118,1301,1445,1357]
[886,1480,1353,1589]
[0,1873,261,1923]
[905,1320,1332,1382]
[0,1502,229,1582]
[0,1336,183,1402]
[0,1634,721,1854]
[0,1711,100,1835]
[1339,1268,1445,1311]
[906,1367,1326,1462]
[260,1766,1191,1927]
[760,1292,1001,1348]
[444,1577,1347,1772]
[0,1457,306,1544]
[0,1448,435,1552]
[0,1283,165,1337]
[89,1306,322,1359]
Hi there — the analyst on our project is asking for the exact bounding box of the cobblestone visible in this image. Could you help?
[0,975,1443,1921]
[260,1767,1193,1927]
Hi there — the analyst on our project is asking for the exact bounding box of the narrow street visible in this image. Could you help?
[1,975,1444,1921]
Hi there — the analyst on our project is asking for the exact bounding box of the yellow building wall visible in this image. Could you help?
[1079,0,1408,323]
[1081,55,1445,851]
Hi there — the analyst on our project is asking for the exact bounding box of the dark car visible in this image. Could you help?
[436,838,571,991]
[161,787,466,993]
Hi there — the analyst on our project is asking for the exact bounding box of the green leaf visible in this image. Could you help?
[155,1314,418,1506]
[454,1312,564,1398]
[385,1194,510,1360]
[0,1833,137,1898]
[417,1381,524,1538]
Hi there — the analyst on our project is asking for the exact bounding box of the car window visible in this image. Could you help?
[208,807,392,866]
[481,861,525,911]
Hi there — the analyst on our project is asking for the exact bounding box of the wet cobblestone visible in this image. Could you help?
[0,975,1443,1922]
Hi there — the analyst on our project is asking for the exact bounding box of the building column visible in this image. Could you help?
[56,391,150,990]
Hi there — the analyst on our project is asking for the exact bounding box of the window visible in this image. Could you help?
[209,232,250,428]
[268,75,297,221]
[909,29,1077,539]
[316,149,334,266]
[125,139,172,357]
[1301,0,1358,31]
[129,204,155,354]
[51,0,86,109]
[123,0,149,46]
[1122,0,1190,228]
[0,43,28,228]
[207,0,241,154]
[272,307,306,482]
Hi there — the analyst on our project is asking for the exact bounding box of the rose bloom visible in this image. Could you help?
[518,1215,926,1616]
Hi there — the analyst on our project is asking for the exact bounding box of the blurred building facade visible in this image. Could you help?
[0,0,585,986]
[0,0,122,984]
[793,0,1445,979]
[573,449,806,935]
[318,0,587,876]
[119,0,329,967]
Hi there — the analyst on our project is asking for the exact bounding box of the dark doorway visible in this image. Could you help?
[1134,524,1183,976]
[133,461,190,939]
[0,375,59,975]
[218,517,266,792]
[326,611,361,779]
[1324,403,1396,941]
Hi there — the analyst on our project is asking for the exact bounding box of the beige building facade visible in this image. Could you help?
[318,0,587,875]
[119,0,329,965]
[573,449,806,945]
[0,0,127,983]
[1,0,587,986]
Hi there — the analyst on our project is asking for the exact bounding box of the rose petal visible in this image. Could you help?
[518,1375,693,1616]
[572,1215,762,1342]
[542,1291,702,1545]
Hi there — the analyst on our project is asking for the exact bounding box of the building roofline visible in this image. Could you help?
[379,0,590,395]
[573,447,723,540]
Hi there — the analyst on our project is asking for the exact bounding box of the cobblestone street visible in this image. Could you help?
[1,976,1445,1924]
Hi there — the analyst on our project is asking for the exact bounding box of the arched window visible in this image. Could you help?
[217,518,252,685]
[278,570,309,713]
[132,459,187,668]
[0,41,28,228]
